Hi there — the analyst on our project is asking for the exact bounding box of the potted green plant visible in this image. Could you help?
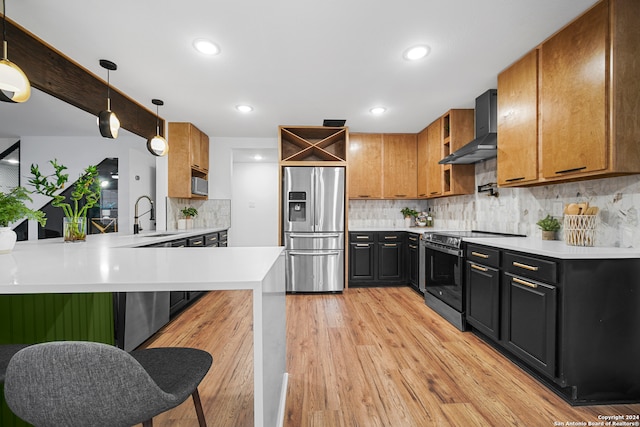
[178,206,198,230]
[0,186,47,253]
[28,159,100,242]
[536,214,561,240]
[401,207,419,227]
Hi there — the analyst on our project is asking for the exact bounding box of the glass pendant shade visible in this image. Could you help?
[147,135,168,156]
[0,41,30,103]
[147,98,169,156]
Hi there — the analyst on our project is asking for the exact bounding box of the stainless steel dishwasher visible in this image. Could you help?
[114,291,170,351]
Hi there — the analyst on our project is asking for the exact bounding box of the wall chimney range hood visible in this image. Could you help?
[439,89,497,165]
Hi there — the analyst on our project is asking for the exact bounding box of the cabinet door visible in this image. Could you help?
[503,273,557,379]
[199,131,210,171]
[497,49,539,186]
[466,261,500,341]
[382,134,417,199]
[348,133,383,199]
[426,120,442,197]
[377,243,402,281]
[349,243,375,282]
[540,0,608,179]
[417,127,429,198]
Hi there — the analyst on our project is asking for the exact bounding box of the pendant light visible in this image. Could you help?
[147,98,169,156]
[0,0,31,103]
[97,59,120,139]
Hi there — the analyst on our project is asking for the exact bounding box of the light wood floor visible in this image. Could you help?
[142,287,640,426]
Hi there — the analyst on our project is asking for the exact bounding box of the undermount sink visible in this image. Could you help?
[140,233,178,238]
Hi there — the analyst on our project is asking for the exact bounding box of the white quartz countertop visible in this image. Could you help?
[0,229,284,294]
[349,228,640,259]
[462,236,639,259]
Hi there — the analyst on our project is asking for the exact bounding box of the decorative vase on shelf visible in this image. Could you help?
[404,217,411,227]
[0,227,18,253]
[63,217,87,242]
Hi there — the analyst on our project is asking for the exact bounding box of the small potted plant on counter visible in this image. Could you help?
[536,214,561,240]
[179,206,198,230]
[0,186,47,253]
[401,207,419,227]
[28,159,100,242]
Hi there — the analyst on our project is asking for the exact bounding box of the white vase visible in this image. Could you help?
[0,227,17,254]
[178,219,187,230]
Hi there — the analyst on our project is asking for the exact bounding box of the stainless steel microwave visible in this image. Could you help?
[191,177,208,196]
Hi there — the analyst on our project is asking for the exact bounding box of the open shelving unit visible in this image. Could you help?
[279,126,348,165]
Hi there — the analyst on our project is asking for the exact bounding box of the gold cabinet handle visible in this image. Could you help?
[192,241,203,245]
[513,277,538,289]
[513,261,539,271]
[471,251,489,259]
[356,243,370,247]
[470,264,488,272]
[409,244,418,249]
[355,235,369,239]
[384,236,398,240]
[384,243,398,247]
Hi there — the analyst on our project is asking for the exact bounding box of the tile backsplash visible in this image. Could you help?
[167,198,231,231]
[349,158,640,248]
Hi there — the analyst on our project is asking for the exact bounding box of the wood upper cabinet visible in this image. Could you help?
[382,134,417,199]
[425,120,442,197]
[540,0,608,179]
[192,131,209,172]
[417,126,429,198]
[535,0,640,183]
[497,49,539,186]
[348,133,383,199]
[168,122,209,199]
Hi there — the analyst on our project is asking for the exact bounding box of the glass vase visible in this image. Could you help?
[63,217,87,242]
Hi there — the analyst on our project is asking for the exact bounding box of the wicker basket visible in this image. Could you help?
[563,215,597,246]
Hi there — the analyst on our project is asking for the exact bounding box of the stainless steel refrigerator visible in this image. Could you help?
[283,166,345,292]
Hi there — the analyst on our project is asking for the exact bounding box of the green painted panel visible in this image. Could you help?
[0,292,114,426]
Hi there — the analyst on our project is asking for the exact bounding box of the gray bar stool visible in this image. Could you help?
[4,341,212,427]
[0,344,29,383]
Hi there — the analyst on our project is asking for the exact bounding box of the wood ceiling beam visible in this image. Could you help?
[2,16,164,139]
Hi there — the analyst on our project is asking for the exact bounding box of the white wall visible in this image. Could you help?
[230,161,279,246]
[209,137,278,199]
[19,134,155,238]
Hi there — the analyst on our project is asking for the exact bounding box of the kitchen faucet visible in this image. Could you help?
[133,195,155,234]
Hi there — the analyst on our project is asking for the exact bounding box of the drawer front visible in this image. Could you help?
[466,244,500,269]
[349,232,374,242]
[377,232,404,242]
[187,236,205,247]
[504,252,558,284]
[407,233,420,246]
[219,230,228,241]
[204,232,219,246]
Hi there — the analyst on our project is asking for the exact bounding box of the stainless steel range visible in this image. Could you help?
[421,230,523,331]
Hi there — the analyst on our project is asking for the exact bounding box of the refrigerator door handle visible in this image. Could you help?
[288,233,341,239]
[289,251,341,256]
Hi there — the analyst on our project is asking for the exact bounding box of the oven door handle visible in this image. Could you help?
[424,244,462,257]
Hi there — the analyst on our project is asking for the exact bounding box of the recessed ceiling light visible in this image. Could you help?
[193,39,220,56]
[403,45,430,61]
[236,104,253,113]
[254,154,263,161]
[370,107,386,115]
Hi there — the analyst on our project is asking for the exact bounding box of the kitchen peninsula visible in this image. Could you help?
[0,232,287,427]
